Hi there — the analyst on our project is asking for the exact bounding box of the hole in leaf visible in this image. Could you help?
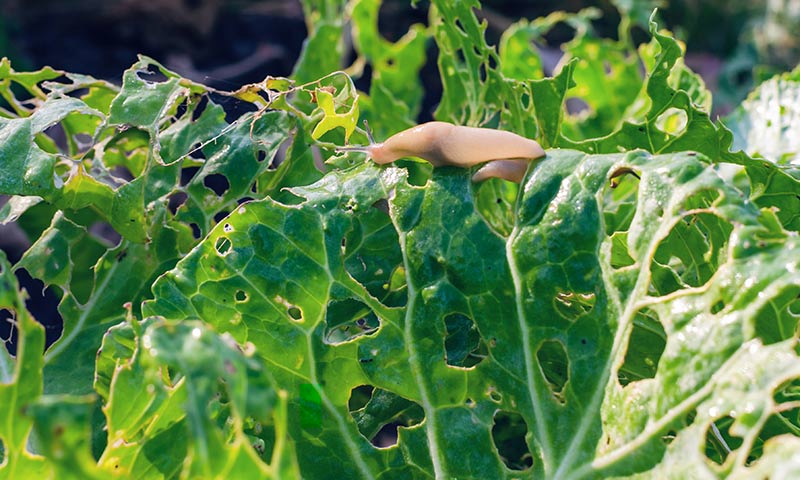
[618,308,666,385]
[565,97,591,116]
[111,165,135,182]
[341,211,405,306]
[371,423,400,448]
[704,416,742,466]
[348,385,424,448]
[186,142,206,160]
[491,411,533,471]
[190,223,202,239]
[213,210,230,224]
[603,168,640,235]
[376,0,425,43]
[42,123,68,152]
[455,48,467,65]
[324,299,380,345]
[348,385,374,411]
[487,54,498,71]
[443,313,487,368]
[454,19,466,35]
[609,232,635,269]
[73,133,93,153]
[753,285,800,345]
[744,394,799,465]
[603,60,613,76]
[167,191,188,215]
[553,291,596,321]
[234,290,248,302]
[16,269,62,351]
[478,63,488,83]
[2,322,18,356]
[204,174,230,197]
[0,308,14,341]
[488,387,502,403]
[536,340,568,402]
[88,221,121,247]
[655,107,688,136]
[214,236,231,255]
[171,95,189,120]
[649,212,732,296]
[190,94,209,122]
[270,139,289,171]
[180,166,200,186]
[136,64,169,83]
[775,378,800,409]
[385,265,407,297]
[287,306,303,322]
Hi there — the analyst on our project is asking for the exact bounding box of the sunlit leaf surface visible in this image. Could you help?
[0,1,798,478]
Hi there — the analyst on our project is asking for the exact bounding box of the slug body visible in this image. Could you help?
[339,121,545,183]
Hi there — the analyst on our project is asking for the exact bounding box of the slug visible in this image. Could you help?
[337,121,545,183]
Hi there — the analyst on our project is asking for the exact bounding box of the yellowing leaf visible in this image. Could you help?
[310,87,359,141]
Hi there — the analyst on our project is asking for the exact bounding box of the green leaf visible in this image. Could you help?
[310,88,359,141]
[108,56,188,134]
[0,97,104,197]
[560,37,643,140]
[140,320,286,478]
[93,317,297,478]
[0,196,42,225]
[0,58,62,115]
[611,0,664,33]
[350,0,428,133]
[293,23,345,84]
[0,250,51,478]
[3,2,800,478]
[26,394,103,480]
[144,147,800,477]
[559,19,717,155]
[430,0,540,141]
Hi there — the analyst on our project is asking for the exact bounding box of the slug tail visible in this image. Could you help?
[471,159,531,184]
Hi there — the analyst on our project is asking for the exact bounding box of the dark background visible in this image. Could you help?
[3,0,797,110]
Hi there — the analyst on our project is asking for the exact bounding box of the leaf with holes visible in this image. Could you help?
[2,1,800,478]
[94,317,296,478]
[141,146,800,478]
[0,250,51,477]
[0,54,321,402]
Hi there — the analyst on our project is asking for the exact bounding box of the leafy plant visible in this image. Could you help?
[1,0,799,478]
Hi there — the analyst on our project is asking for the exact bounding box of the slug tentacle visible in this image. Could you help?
[363,120,376,144]
[336,121,545,183]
